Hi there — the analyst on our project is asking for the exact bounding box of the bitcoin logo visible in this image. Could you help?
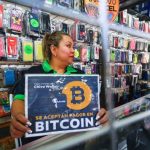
[62,81,92,110]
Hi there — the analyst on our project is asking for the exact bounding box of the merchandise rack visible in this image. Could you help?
[9,0,150,40]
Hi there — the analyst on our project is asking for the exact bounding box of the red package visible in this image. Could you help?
[130,39,136,50]
[7,36,18,56]
[0,5,3,28]
[81,47,87,62]
[0,37,5,57]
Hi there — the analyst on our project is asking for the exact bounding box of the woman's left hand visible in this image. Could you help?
[96,108,108,126]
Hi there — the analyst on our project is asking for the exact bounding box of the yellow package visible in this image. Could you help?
[34,41,44,61]
[22,40,33,62]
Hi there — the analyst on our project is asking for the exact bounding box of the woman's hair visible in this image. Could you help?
[42,31,71,60]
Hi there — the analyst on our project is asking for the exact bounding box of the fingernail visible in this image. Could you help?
[27,130,32,134]
[96,115,100,120]
[26,121,32,126]
[95,121,100,126]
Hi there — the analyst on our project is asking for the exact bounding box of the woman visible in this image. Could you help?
[10,31,108,144]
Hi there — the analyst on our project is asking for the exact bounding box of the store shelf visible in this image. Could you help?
[9,0,150,40]
[0,61,41,66]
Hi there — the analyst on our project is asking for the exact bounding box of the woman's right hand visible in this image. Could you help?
[10,113,32,138]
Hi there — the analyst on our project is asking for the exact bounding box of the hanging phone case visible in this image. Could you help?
[87,29,93,44]
[81,47,87,62]
[62,23,69,34]
[40,12,50,34]
[130,39,136,50]
[94,45,100,60]
[110,49,115,62]
[29,12,40,33]
[74,44,80,61]
[50,20,56,33]
[73,0,81,11]
[87,46,91,61]
[10,8,23,32]
[57,0,72,8]
[115,50,121,62]
[7,36,18,57]
[22,40,33,62]
[0,5,3,28]
[0,37,5,57]
[3,68,16,86]
[85,65,92,74]
[34,40,43,61]
[76,24,86,42]
[128,50,133,63]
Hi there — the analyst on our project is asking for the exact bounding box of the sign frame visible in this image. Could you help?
[25,74,100,137]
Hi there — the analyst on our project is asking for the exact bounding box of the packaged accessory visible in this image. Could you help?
[6,36,19,60]
[62,23,69,34]
[0,4,4,28]
[40,12,50,34]
[80,46,87,62]
[3,68,16,86]
[56,0,72,8]
[0,36,5,57]
[22,39,33,62]
[73,0,81,12]
[10,8,24,32]
[76,23,86,42]
[74,44,80,61]
[34,40,43,62]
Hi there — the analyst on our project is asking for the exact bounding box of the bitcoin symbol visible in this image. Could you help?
[71,87,85,104]
[62,81,92,110]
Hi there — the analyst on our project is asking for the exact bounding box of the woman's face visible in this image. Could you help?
[56,35,74,65]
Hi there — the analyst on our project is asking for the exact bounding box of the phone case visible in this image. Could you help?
[0,37,5,57]
[57,0,72,8]
[7,36,18,56]
[10,8,23,32]
[62,23,69,34]
[81,47,87,62]
[3,68,16,86]
[110,49,115,62]
[76,24,86,42]
[73,0,81,11]
[94,45,100,60]
[41,12,50,34]
[29,12,40,33]
[87,46,91,61]
[34,40,44,61]
[0,5,3,28]
[22,40,33,62]
[50,20,56,33]
[74,44,80,61]
[87,29,93,44]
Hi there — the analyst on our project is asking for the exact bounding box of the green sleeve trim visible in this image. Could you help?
[14,94,25,101]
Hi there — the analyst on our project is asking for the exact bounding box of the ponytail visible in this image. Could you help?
[42,31,71,60]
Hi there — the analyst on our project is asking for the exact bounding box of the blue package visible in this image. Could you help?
[4,68,16,86]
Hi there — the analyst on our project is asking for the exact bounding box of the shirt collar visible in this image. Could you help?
[42,60,77,74]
